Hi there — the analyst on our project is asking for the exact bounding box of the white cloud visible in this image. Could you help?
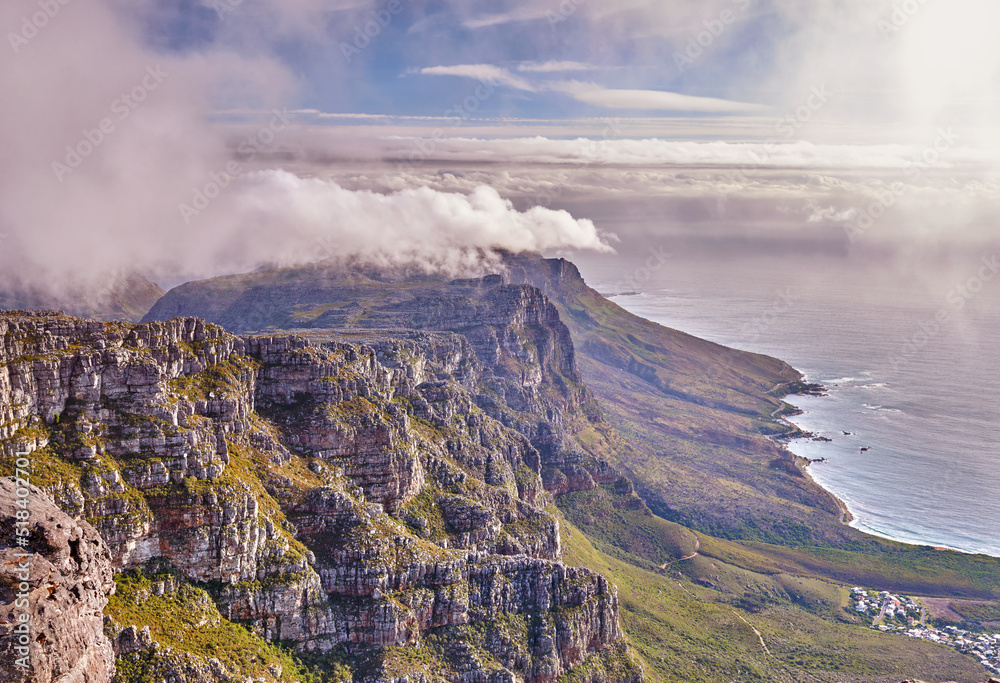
[551,82,771,114]
[462,7,554,29]
[419,65,537,92]
[221,171,615,275]
[517,61,599,73]
[415,69,768,114]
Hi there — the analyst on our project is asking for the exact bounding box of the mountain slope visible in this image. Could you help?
[0,272,164,322]
[0,310,642,683]
[500,254,845,543]
[133,254,1000,681]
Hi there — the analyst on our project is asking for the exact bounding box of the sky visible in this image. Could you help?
[1,0,999,300]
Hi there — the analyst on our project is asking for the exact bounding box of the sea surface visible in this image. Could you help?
[575,253,1000,558]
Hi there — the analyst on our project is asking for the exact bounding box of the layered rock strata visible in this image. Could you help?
[0,310,641,683]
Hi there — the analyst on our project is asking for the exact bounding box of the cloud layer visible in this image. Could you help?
[0,0,613,299]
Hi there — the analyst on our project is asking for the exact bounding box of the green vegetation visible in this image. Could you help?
[169,357,259,401]
[107,564,322,683]
[948,600,1000,624]
[401,487,449,541]
[696,534,1000,599]
[559,513,987,683]
[557,484,698,572]
[8,257,999,683]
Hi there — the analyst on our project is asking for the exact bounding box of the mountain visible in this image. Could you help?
[0,272,164,322]
[0,305,640,683]
[3,254,998,682]
[142,254,843,545]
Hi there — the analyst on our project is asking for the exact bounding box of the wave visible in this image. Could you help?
[862,403,902,413]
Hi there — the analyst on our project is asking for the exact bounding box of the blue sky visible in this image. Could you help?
[134,0,828,121]
[121,0,998,141]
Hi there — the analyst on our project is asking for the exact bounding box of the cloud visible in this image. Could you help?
[267,128,996,171]
[551,82,771,114]
[414,68,767,114]
[517,61,600,73]
[0,0,616,303]
[221,171,614,275]
[462,7,554,29]
[419,65,538,92]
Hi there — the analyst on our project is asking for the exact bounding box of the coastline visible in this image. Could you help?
[771,384,857,527]
[777,379,994,557]
[604,292,1000,559]
[797,455,856,525]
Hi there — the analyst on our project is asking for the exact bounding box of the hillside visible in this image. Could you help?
[0,310,639,683]
[3,254,998,682]
[0,272,164,322]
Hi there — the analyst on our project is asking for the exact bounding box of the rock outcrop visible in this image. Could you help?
[0,478,116,683]
[142,266,620,497]
[0,310,642,683]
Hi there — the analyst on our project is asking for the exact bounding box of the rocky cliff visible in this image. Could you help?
[0,310,642,683]
[0,478,116,683]
[144,268,625,510]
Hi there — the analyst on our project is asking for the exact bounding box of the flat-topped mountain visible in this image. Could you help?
[143,253,840,546]
[3,253,998,683]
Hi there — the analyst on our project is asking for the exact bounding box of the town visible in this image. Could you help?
[851,587,1000,675]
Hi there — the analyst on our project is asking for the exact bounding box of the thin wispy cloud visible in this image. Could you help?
[517,61,600,73]
[414,67,765,114]
[419,65,538,92]
[462,7,553,29]
[551,82,771,114]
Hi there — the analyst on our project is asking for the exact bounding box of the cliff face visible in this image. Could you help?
[0,478,116,683]
[0,310,641,683]
[143,268,623,507]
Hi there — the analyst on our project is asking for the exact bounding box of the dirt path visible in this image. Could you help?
[732,610,772,657]
[661,537,700,570]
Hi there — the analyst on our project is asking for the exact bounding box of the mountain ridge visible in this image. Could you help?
[3,253,999,682]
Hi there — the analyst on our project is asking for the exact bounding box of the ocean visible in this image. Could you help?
[575,251,1000,558]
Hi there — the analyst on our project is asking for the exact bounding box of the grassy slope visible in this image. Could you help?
[555,495,987,683]
[523,256,1000,680]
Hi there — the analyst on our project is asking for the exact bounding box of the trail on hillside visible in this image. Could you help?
[731,610,772,657]
[661,537,700,570]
